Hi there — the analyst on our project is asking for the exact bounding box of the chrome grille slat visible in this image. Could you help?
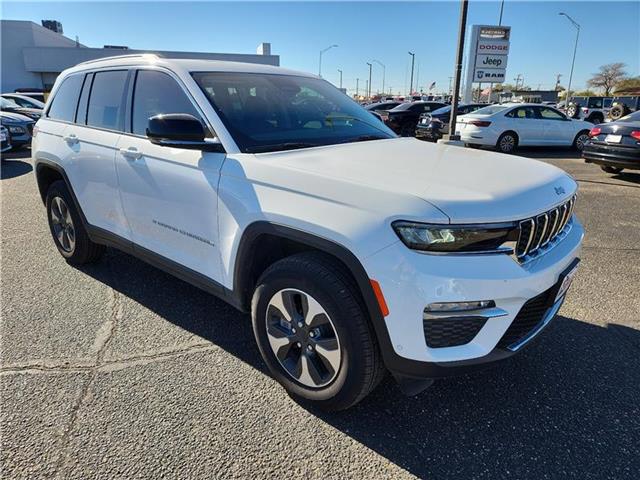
[514,195,576,264]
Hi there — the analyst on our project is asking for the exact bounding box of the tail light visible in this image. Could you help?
[589,127,601,137]
[468,120,491,127]
[582,108,589,114]
[631,131,640,141]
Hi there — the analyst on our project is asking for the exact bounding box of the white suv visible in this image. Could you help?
[33,55,584,410]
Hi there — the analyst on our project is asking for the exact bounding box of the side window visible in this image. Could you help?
[75,73,93,124]
[539,107,565,120]
[86,70,128,131]
[132,70,201,136]
[509,107,536,119]
[47,74,84,122]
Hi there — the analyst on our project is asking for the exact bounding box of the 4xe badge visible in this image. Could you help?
[554,186,566,196]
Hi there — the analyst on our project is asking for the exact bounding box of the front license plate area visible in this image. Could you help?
[554,260,580,303]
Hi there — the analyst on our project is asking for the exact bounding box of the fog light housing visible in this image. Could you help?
[425,300,495,313]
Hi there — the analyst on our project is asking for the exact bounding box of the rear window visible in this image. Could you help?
[86,70,128,131]
[47,74,83,122]
[471,105,508,115]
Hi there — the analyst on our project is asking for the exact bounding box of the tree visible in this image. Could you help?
[574,89,598,97]
[615,76,640,94]
[587,63,627,96]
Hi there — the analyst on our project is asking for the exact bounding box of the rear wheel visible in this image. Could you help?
[46,180,104,264]
[251,252,385,411]
[496,132,518,154]
[601,165,623,174]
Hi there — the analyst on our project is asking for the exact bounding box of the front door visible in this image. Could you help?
[115,68,225,283]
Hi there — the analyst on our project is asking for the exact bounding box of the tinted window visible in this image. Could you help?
[87,70,128,131]
[538,107,565,120]
[193,72,395,153]
[507,107,536,119]
[47,74,83,122]
[132,70,201,136]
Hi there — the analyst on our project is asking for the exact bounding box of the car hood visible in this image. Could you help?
[262,138,577,223]
[0,111,34,123]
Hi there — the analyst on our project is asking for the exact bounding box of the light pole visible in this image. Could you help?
[366,62,373,98]
[372,59,385,95]
[408,51,416,95]
[338,69,343,89]
[318,44,338,77]
[444,0,469,143]
[356,78,359,97]
[559,12,580,108]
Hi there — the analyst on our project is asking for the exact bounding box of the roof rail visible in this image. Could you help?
[77,53,160,66]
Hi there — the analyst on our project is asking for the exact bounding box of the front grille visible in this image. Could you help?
[496,287,555,349]
[423,316,488,348]
[515,196,575,261]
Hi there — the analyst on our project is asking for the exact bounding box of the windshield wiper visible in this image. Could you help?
[245,142,320,153]
[339,134,389,144]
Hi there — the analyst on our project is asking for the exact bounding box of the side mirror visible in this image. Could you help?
[146,114,225,152]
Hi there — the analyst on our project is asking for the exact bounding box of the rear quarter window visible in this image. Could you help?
[47,74,84,122]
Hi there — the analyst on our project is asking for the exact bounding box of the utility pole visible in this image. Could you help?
[555,73,562,90]
[443,0,469,143]
[338,69,343,89]
[366,62,372,98]
[448,76,453,96]
[408,51,415,95]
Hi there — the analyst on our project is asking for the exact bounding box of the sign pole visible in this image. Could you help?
[443,0,469,143]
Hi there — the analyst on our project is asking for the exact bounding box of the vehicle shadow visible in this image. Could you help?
[515,146,582,159]
[613,171,640,185]
[1,158,33,179]
[77,247,639,479]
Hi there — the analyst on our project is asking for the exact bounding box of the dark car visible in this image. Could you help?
[365,101,402,112]
[1,125,11,153]
[415,103,488,141]
[0,112,35,149]
[0,97,42,121]
[385,101,447,136]
[582,110,640,175]
[2,93,46,110]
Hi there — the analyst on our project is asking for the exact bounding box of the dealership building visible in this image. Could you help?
[1,20,280,94]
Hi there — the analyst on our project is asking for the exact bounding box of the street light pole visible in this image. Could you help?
[338,69,343,89]
[366,62,372,99]
[373,59,385,95]
[318,44,338,77]
[444,0,469,143]
[356,78,359,97]
[559,12,580,108]
[408,51,415,95]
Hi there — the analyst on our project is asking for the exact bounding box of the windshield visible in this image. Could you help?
[1,98,20,109]
[469,105,509,116]
[192,72,396,153]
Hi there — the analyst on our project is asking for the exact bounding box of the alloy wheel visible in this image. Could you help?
[575,133,589,151]
[499,135,515,153]
[265,288,341,388]
[50,196,75,253]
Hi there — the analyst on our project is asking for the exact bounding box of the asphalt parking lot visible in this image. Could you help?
[1,146,639,479]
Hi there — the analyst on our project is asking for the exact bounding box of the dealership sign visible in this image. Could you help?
[464,25,511,101]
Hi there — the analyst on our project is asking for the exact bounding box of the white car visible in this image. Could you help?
[458,103,592,153]
[33,55,583,410]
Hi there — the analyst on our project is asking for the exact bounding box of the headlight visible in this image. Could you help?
[392,220,519,253]
[8,126,26,134]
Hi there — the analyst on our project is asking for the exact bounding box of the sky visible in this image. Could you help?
[2,0,639,95]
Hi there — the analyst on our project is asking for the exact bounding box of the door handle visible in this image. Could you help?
[119,147,143,160]
[63,133,79,145]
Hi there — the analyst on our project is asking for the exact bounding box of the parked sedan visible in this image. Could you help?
[2,93,46,110]
[0,97,42,121]
[415,103,487,141]
[582,110,640,174]
[458,103,592,153]
[1,125,11,153]
[385,101,446,136]
[0,112,35,149]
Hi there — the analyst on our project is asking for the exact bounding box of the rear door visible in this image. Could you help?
[115,68,225,282]
[505,106,544,145]
[63,69,131,239]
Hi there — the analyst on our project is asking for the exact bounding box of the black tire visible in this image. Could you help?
[566,103,580,119]
[496,131,518,154]
[601,165,623,174]
[608,103,629,120]
[46,180,105,265]
[400,122,415,137]
[588,114,604,124]
[573,130,590,151]
[251,252,385,411]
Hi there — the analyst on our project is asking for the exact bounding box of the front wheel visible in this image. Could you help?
[251,252,385,411]
[601,165,623,174]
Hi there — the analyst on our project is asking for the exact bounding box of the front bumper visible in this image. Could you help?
[362,216,584,380]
